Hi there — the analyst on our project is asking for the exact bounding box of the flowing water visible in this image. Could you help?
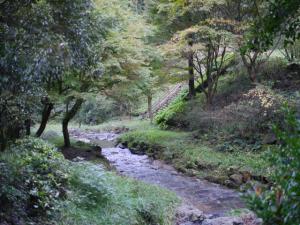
[70,130,244,217]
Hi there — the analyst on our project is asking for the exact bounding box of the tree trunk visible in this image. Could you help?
[240,52,259,82]
[205,84,214,106]
[0,130,7,151]
[25,119,31,136]
[187,38,195,99]
[36,102,54,137]
[147,95,153,124]
[62,98,84,148]
[244,65,257,82]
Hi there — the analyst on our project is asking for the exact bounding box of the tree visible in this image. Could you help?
[0,0,52,149]
[147,0,220,98]
[191,26,233,105]
[96,0,166,121]
[0,0,106,149]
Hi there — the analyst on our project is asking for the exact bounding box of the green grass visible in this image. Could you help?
[36,119,153,135]
[57,162,179,225]
[79,119,154,132]
[119,127,272,186]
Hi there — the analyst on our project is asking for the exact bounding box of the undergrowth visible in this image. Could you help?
[0,138,179,225]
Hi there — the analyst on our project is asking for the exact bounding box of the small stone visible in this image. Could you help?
[118,143,127,149]
[225,179,238,188]
[73,156,85,162]
[230,174,244,185]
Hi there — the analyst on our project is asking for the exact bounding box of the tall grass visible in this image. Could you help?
[57,162,179,225]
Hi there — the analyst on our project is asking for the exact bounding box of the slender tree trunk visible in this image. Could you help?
[188,54,195,98]
[0,130,6,151]
[36,102,54,137]
[62,98,84,148]
[187,38,195,99]
[249,68,257,82]
[147,95,153,124]
[25,119,31,136]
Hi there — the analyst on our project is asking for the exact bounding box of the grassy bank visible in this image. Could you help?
[119,127,272,188]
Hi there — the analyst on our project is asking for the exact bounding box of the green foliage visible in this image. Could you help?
[245,107,300,225]
[155,91,188,129]
[249,0,300,50]
[0,138,69,223]
[76,95,119,125]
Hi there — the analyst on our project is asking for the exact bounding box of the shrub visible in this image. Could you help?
[0,138,69,224]
[155,92,187,129]
[245,107,300,225]
[186,86,284,140]
[258,57,287,83]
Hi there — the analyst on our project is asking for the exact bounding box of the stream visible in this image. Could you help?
[70,130,256,225]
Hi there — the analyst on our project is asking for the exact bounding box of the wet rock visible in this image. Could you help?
[92,145,102,157]
[224,180,239,188]
[129,147,145,155]
[73,156,85,162]
[241,213,263,225]
[118,143,127,149]
[205,176,228,185]
[202,217,243,225]
[176,204,205,225]
[93,145,102,152]
[229,174,243,185]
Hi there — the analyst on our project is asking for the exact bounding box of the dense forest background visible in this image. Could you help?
[0,0,299,225]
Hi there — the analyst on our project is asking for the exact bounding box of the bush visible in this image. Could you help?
[155,92,187,129]
[0,138,69,224]
[258,57,287,83]
[179,85,284,142]
[245,107,300,225]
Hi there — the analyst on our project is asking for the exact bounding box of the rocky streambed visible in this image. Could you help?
[70,129,261,225]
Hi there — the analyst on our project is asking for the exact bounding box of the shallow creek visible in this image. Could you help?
[70,130,244,217]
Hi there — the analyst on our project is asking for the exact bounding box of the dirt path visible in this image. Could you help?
[70,129,259,225]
